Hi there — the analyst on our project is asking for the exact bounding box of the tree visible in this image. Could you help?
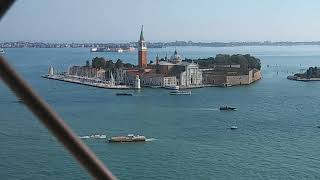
[115,59,123,69]
[85,60,90,67]
[105,60,115,70]
[92,57,106,69]
[185,54,261,70]
[306,68,311,78]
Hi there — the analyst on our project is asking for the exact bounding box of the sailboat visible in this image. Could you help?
[110,71,115,86]
[0,48,5,54]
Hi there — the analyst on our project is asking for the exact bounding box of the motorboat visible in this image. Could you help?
[220,106,237,111]
[116,92,133,96]
[230,126,238,130]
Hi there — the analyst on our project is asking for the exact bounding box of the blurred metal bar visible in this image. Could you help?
[0,56,117,180]
[0,0,14,19]
[0,1,117,179]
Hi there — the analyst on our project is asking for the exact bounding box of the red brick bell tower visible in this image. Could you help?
[138,25,147,69]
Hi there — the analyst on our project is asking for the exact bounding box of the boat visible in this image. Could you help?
[170,90,191,95]
[230,126,238,130]
[224,83,232,87]
[116,92,133,96]
[0,48,5,54]
[218,83,232,87]
[165,85,179,90]
[219,106,237,111]
[108,134,146,143]
[90,47,105,52]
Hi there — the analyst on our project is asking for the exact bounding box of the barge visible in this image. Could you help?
[108,134,146,143]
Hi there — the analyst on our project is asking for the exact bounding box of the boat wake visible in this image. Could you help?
[146,138,157,142]
[0,131,10,137]
[194,108,219,111]
[79,134,107,139]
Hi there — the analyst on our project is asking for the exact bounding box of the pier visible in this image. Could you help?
[42,74,133,89]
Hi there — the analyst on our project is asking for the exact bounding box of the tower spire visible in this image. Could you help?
[138,25,147,69]
[140,25,144,41]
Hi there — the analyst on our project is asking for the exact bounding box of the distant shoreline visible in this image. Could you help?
[1,41,320,49]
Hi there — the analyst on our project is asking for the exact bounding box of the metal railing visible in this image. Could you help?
[0,1,117,179]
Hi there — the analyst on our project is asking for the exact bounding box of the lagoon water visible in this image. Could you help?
[1,46,320,179]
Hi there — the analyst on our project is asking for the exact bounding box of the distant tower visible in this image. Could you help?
[138,25,147,69]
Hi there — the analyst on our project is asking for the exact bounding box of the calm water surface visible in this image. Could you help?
[1,46,320,179]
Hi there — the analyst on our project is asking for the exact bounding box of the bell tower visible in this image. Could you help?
[138,25,147,69]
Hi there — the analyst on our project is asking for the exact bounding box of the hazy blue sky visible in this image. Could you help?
[1,0,320,42]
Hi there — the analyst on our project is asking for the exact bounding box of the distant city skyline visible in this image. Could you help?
[1,0,320,42]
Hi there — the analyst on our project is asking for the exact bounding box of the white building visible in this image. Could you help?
[140,73,177,87]
[156,50,203,88]
[179,62,203,87]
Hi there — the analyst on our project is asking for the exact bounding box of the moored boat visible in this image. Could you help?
[164,85,179,90]
[170,90,191,95]
[222,83,232,87]
[220,106,237,111]
[108,134,146,143]
[217,83,232,87]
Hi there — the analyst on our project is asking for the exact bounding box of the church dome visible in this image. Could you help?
[170,50,182,63]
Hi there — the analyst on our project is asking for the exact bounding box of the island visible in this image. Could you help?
[43,53,262,89]
[287,66,320,81]
[42,27,262,89]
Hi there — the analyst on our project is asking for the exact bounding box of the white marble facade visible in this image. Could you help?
[179,63,203,87]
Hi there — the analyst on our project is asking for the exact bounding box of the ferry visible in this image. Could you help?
[170,90,191,95]
[108,134,146,143]
[220,106,237,111]
[116,92,133,96]
[0,48,5,54]
[90,47,105,52]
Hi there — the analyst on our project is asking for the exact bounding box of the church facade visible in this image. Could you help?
[155,50,203,88]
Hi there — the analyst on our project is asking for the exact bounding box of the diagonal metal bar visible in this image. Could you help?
[0,1,117,179]
[0,0,14,19]
[0,55,117,180]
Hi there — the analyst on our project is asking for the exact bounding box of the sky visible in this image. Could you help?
[1,0,320,42]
